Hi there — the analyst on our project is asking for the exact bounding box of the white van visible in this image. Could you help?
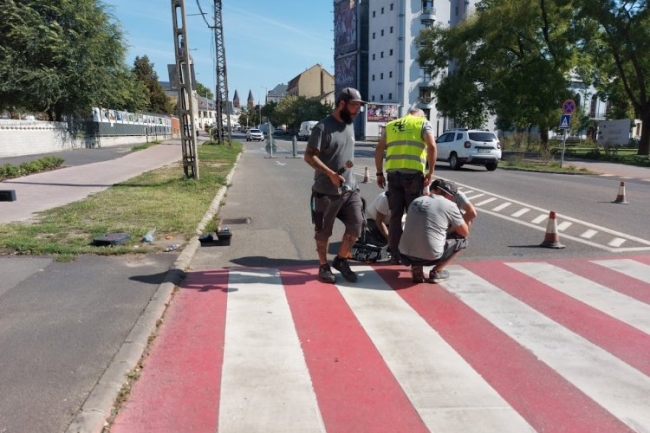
[298,121,318,141]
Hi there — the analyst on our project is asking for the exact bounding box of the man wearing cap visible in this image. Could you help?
[429,178,477,229]
[399,180,469,283]
[374,108,437,265]
[304,87,365,284]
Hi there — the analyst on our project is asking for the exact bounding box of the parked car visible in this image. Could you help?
[246,128,264,142]
[273,127,285,135]
[435,129,501,171]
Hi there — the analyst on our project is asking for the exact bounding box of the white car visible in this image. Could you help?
[246,128,264,142]
[436,129,501,171]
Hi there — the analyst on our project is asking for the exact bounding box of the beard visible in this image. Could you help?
[340,105,354,124]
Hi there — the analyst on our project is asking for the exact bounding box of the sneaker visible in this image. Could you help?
[332,256,358,282]
[429,269,450,283]
[318,264,336,284]
[411,266,425,283]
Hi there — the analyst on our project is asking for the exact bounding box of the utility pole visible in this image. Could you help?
[213,0,232,146]
[171,0,199,178]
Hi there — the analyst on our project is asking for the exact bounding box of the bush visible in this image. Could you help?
[0,157,65,181]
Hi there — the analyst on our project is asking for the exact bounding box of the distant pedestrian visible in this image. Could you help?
[399,180,469,283]
[374,108,437,264]
[304,87,366,284]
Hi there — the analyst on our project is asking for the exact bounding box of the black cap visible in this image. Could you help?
[336,87,365,104]
[436,180,458,197]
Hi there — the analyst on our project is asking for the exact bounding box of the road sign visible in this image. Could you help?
[562,99,576,115]
[559,114,571,129]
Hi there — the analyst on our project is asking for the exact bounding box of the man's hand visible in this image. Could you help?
[376,174,386,189]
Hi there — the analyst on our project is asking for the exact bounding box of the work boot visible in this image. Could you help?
[318,264,336,284]
[411,265,425,283]
[332,256,358,282]
[429,269,450,283]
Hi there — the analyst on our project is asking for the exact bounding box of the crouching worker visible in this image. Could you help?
[398,180,469,283]
[364,191,390,247]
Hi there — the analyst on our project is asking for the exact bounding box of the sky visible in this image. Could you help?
[109,0,335,104]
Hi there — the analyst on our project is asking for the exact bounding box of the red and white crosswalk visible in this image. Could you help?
[111,255,650,433]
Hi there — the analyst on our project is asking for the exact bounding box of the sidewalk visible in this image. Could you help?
[0,141,184,224]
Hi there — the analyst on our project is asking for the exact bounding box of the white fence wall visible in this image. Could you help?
[0,120,169,158]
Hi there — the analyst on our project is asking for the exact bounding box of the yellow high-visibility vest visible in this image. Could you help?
[385,115,426,172]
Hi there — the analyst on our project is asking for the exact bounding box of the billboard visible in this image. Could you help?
[334,0,357,55]
[335,55,357,92]
[366,104,399,122]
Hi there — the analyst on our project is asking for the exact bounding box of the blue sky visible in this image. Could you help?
[109,0,334,104]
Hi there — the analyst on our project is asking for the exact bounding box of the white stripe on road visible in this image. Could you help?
[219,269,325,433]
[557,221,573,231]
[581,229,598,239]
[445,265,650,432]
[337,266,534,433]
[592,259,650,284]
[511,208,530,217]
[532,214,548,224]
[492,202,511,211]
[507,262,650,335]
[475,197,497,207]
[608,237,627,247]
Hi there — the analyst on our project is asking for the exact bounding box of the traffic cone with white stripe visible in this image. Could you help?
[362,167,369,183]
[540,211,566,249]
[612,181,629,204]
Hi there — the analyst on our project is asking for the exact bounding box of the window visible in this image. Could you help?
[380,94,384,100]
[372,32,375,39]
[372,53,376,60]
[389,71,393,78]
[373,11,376,17]
[389,49,393,56]
[381,29,384,36]
[380,73,384,79]
[389,93,393,99]
[372,74,376,81]
[381,7,384,14]
[381,51,384,58]
[390,3,394,10]
[390,26,394,33]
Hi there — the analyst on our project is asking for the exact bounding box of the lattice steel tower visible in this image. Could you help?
[171,0,199,178]
[213,0,232,145]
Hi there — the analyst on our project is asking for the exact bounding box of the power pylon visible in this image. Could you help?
[171,0,199,178]
[213,0,232,145]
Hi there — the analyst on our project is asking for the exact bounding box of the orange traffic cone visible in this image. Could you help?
[362,167,369,183]
[612,181,629,204]
[540,211,566,249]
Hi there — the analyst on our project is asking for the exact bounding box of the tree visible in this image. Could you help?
[0,0,145,120]
[576,0,650,155]
[195,82,213,101]
[273,96,333,132]
[417,0,579,146]
[132,56,174,114]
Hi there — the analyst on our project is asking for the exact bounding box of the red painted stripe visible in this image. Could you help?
[466,260,650,376]
[281,267,428,433]
[553,256,650,304]
[630,254,650,266]
[374,264,633,433]
[111,269,229,433]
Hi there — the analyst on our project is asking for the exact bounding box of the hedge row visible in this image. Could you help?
[0,156,65,181]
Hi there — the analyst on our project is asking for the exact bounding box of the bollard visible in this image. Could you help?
[286,135,301,159]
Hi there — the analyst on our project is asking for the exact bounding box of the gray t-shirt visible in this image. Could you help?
[399,195,464,261]
[308,115,357,195]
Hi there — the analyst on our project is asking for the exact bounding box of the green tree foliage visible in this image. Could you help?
[576,0,650,155]
[273,96,333,132]
[195,82,214,101]
[0,0,146,120]
[132,56,174,114]
[417,0,577,146]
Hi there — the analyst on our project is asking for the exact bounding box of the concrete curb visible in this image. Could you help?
[65,150,243,433]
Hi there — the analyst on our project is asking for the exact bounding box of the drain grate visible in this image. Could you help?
[221,217,251,225]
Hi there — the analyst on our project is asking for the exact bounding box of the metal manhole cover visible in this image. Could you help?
[221,217,251,225]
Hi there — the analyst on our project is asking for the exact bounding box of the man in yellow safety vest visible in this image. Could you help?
[374,108,437,264]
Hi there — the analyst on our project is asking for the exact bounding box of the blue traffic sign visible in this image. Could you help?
[562,99,576,115]
[559,114,571,129]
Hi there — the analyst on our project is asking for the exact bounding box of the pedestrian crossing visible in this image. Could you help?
[111,255,650,433]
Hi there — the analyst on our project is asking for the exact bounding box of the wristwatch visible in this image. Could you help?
[376,172,384,176]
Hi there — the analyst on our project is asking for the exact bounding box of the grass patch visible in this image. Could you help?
[0,142,242,256]
[501,158,591,173]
